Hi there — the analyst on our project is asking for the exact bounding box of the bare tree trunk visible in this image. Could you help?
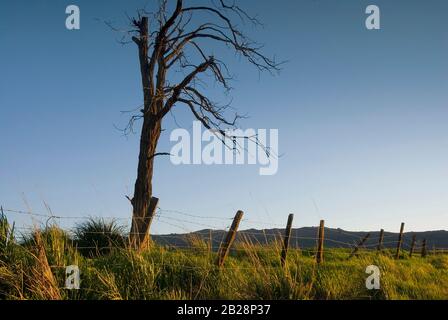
[129,17,162,249]
[130,119,161,249]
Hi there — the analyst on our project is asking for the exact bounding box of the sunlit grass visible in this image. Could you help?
[0,216,447,300]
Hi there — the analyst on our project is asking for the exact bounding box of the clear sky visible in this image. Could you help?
[1,0,447,234]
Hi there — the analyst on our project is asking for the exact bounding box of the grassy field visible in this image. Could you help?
[1,215,447,300]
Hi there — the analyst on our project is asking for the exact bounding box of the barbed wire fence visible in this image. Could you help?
[1,205,447,268]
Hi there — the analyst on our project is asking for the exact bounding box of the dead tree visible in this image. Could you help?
[119,0,280,249]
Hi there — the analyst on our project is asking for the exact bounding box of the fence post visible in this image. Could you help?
[421,239,427,258]
[216,210,244,267]
[409,235,416,257]
[348,233,370,259]
[395,222,405,259]
[281,214,294,268]
[377,229,384,251]
[316,220,325,264]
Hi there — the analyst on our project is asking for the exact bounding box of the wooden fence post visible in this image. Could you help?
[395,222,405,259]
[348,233,370,259]
[216,210,244,267]
[280,214,294,268]
[409,235,416,257]
[421,239,427,258]
[377,229,384,251]
[316,220,325,264]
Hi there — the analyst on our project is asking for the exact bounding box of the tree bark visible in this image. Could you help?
[130,119,161,249]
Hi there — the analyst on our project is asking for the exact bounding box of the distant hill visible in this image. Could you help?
[152,227,448,251]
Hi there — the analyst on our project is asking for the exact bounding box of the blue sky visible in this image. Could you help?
[1,0,447,234]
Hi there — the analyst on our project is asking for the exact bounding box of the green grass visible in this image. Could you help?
[0,215,447,300]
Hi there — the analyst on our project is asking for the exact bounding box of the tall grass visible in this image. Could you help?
[0,215,447,300]
[74,218,126,257]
